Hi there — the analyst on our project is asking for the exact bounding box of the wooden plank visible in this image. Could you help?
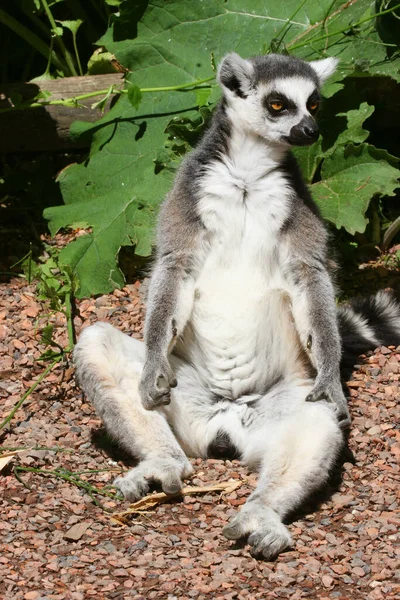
[0,74,124,153]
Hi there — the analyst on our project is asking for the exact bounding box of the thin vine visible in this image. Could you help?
[0,76,216,114]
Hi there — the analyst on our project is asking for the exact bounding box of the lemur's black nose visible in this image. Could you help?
[285,116,319,146]
[297,116,319,141]
[303,123,319,140]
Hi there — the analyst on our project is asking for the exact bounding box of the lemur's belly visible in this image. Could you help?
[182,258,304,400]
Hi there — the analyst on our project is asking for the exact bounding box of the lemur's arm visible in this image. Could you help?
[282,207,350,427]
[139,182,202,410]
[140,252,195,409]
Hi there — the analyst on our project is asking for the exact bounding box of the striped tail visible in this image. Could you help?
[338,290,400,365]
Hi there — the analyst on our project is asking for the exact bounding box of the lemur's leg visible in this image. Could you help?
[223,387,343,559]
[74,323,193,500]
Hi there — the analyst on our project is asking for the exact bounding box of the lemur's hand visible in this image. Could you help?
[139,356,177,410]
[306,377,350,430]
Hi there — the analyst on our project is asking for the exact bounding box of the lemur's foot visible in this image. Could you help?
[114,456,193,501]
[223,503,292,560]
[306,379,351,429]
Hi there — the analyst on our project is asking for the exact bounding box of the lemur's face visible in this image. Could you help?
[256,78,321,146]
[218,53,338,148]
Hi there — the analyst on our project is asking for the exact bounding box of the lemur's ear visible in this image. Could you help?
[309,57,338,84]
[218,53,254,98]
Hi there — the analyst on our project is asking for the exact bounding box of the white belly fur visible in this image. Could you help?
[185,252,302,399]
[179,133,305,399]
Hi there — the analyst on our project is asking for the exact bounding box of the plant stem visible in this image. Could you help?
[382,216,400,251]
[322,0,337,29]
[10,245,32,271]
[289,1,400,50]
[0,356,62,432]
[139,75,215,93]
[14,466,121,500]
[273,0,309,45]
[64,291,76,349]
[20,4,52,39]
[72,31,83,76]
[0,8,65,71]
[0,76,215,114]
[1,445,73,453]
[66,0,98,42]
[40,0,78,76]
[42,36,54,79]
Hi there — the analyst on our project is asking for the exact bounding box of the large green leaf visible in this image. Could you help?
[311,144,399,234]
[44,0,400,296]
[327,102,375,152]
[44,92,194,296]
[295,101,375,182]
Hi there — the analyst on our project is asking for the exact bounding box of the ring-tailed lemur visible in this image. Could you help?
[74,53,400,559]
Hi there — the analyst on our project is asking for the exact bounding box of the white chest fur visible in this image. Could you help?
[186,130,298,399]
[198,129,291,251]
[197,128,292,281]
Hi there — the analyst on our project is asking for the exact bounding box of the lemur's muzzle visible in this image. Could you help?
[284,116,319,146]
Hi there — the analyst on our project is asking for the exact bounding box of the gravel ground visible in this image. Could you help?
[0,269,399,600]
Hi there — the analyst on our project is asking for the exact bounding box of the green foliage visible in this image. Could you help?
[11,0,400,296]
[22,246,77,356]
[312,144,399,234]
[0,0,120,82]
[294,102,400,233]
[24,247,76,309]
[127,84,142,110]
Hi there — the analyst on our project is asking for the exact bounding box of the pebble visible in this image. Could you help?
[64,522,91,541]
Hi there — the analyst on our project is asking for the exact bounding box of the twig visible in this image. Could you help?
[112,480,242,522]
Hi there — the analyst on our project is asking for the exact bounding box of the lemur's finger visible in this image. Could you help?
[157,372,177,389]
[152,389,172,406]
[305,390,330,403]
[160,473,183,495]
[338,414,351,430]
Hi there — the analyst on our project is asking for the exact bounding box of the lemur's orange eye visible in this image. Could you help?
[309,101,319,112]
[271,102,284,111]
